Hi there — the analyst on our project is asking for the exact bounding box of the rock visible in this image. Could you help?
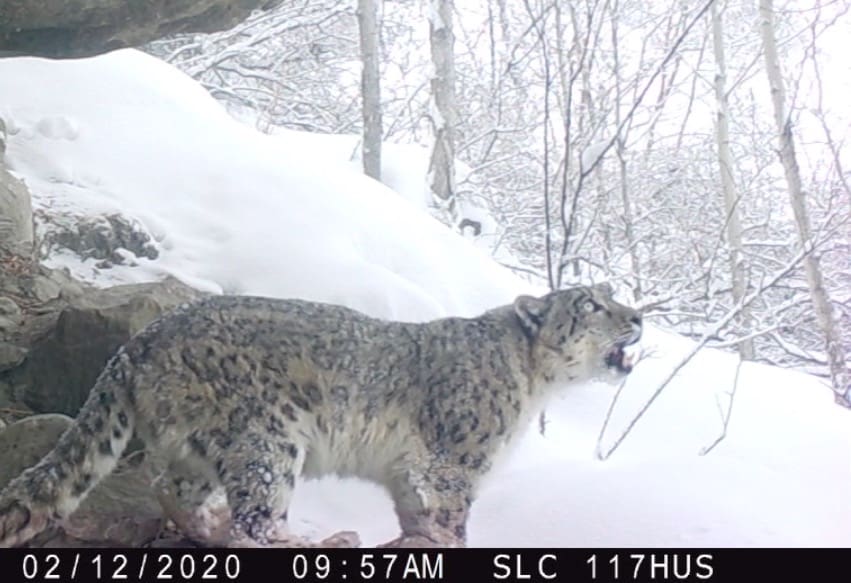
[0,1,283,58]
[0,159,81,305]
[62,451,163,547]
[0,296,22,336]
[42,213,159,265]
[0,317,15,335]
[0,114,34,259]
[0,296,21,318]
[38,266,87,303]
[6,277,201,416]
[0,414,164,547]
[0,167,35,260]
[0,413,72,488]
[29,273,65,304]
[0,264,85,308]
[0,342,27,371]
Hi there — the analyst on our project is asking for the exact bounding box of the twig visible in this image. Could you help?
[559,0,717,286]
[597,337,710,460]
[700,357,743,455]
[595,376,629,460]
[595,345,657,459]
[597,243,812,460]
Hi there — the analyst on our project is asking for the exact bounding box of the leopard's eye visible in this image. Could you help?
[583,300,597,313]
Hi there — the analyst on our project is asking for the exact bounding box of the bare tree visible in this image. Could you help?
[145,0,848,386]
[145,2,357,134]
[358,0,382,180]
[711,0,752,359]
[609,0,642,302]
[759,0,850,407]
[428,0,458,218]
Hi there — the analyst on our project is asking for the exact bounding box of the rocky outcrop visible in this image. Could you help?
[0,67,212,549]
[41,213,159,268]
[0,119,35,260]
[0,1,283,58]
[2,278,201,416]
[0,171,33,260]
[0,114,202,416]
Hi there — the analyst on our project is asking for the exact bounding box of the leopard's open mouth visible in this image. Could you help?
[604,332,641,374]
[604,343,634,373]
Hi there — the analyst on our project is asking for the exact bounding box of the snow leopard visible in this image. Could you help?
[0,284,641,548]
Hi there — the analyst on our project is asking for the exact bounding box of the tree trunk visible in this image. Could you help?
[357,0,382,180]
[427,0,457,217]
[759,0,850,407]
[711,0,752,359]
[610,1,642,301]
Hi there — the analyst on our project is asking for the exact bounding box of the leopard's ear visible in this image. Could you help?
[591,282,614,297]
[514,295,548,337]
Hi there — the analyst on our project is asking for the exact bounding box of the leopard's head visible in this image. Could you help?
[514,283,642,386]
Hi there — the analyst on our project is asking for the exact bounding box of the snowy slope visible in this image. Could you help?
[0,50,527,321]
[255,125,505,257]
[1,50,848,547]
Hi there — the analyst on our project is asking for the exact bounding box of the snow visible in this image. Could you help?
[580,140,610,173]
[0,50,524,321]
[262,128,441,212]
[2,49,849,548]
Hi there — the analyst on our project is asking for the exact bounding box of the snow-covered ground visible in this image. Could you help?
[1,50,848,547]
[0,50,524,321]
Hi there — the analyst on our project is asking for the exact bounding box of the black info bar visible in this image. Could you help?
[1,548,845,583]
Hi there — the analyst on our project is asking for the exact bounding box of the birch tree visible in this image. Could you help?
[358,0,382,180]
[428,0,458,218]
[711,0,752,359]
[759,0,850,407]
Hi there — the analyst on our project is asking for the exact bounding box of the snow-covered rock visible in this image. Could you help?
[0,0,278,58]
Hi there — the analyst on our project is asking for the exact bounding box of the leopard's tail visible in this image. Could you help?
[0,355,136,547]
